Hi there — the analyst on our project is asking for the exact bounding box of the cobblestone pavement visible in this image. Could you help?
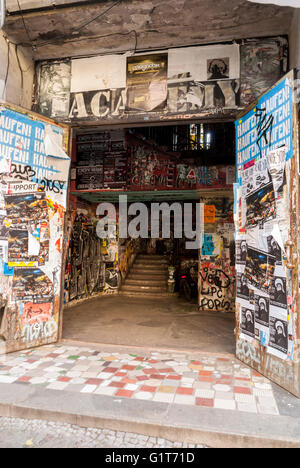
[0,343,279,414]
[0,417,207,448]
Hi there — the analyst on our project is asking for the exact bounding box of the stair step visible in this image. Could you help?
[122,284,167,293]
[136,256,168,263]
[119,291,173,299]
[130,270,168,277]
[138,255,166,260]
[135,261,168,267]
[133,264,168,272]
[127,274,168,282]
[125,279,167,287]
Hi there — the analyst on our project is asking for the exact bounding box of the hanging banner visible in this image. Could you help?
[126,53,168,112]
[0,106,70,353]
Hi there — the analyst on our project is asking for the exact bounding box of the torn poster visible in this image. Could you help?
[241,155,271,198]
[268,146,287,195]
[71,54,127,93]
[168,44,240,111]
[20,302,52,326]
[0,105,70,352]
[201,233,221,257]
[44,125,68,160]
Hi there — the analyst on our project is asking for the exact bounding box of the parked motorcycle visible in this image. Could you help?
[179,264,198,302]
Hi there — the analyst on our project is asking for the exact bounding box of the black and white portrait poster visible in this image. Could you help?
[270,276,287,310]
[236,271,250,301]
[236,237,247,265]
[269,313,288,357]
[255,294,269,327]
[241,306,255,339]
[168,44,240,83]
[167,44,240,111]
[267,235,282,265]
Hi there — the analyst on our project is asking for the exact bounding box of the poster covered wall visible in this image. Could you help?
[36,36,288,124]
[234,71,296,370]
[0,105,70,353]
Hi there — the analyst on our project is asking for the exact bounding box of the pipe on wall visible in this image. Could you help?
[0,0,6,29]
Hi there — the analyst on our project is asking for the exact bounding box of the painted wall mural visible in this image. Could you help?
[35,37,288,124]
[0,105,70,353]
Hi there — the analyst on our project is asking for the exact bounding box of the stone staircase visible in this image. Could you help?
[120,254,169,298]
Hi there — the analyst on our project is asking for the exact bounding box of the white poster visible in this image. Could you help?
[71,55,127,93]
[168,44,240,82]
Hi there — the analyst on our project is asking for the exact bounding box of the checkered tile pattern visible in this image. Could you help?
[0,345,279,415]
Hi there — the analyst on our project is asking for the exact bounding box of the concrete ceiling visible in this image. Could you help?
[4,0,295,61]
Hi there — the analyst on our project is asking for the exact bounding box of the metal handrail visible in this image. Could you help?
[0,0,6,30]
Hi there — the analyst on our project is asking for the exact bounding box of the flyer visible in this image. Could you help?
[244,246,276,292]
[126,54,168,112]
[240,305,256,339]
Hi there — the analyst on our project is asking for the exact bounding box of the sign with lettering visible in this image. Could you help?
[235,74,293,182]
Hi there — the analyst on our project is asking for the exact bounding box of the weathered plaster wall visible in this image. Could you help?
[289,8,300,69]
[4,0,294,61]
[0,31,34,109]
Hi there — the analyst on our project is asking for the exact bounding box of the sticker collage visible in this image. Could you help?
[0,107,70,352]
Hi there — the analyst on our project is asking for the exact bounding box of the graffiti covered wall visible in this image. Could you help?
[64,209,141,305]
[73,131,235,193]
[198,197,235,313]
[0,105,70,353]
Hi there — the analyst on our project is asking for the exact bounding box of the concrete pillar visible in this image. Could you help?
[0,31,34,108]
[289,8,300,70]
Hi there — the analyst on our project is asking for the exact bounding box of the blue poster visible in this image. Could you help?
[0,107,69,207]
[235,72,294,185]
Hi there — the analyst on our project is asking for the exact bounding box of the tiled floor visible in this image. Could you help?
[0,344,279,415]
